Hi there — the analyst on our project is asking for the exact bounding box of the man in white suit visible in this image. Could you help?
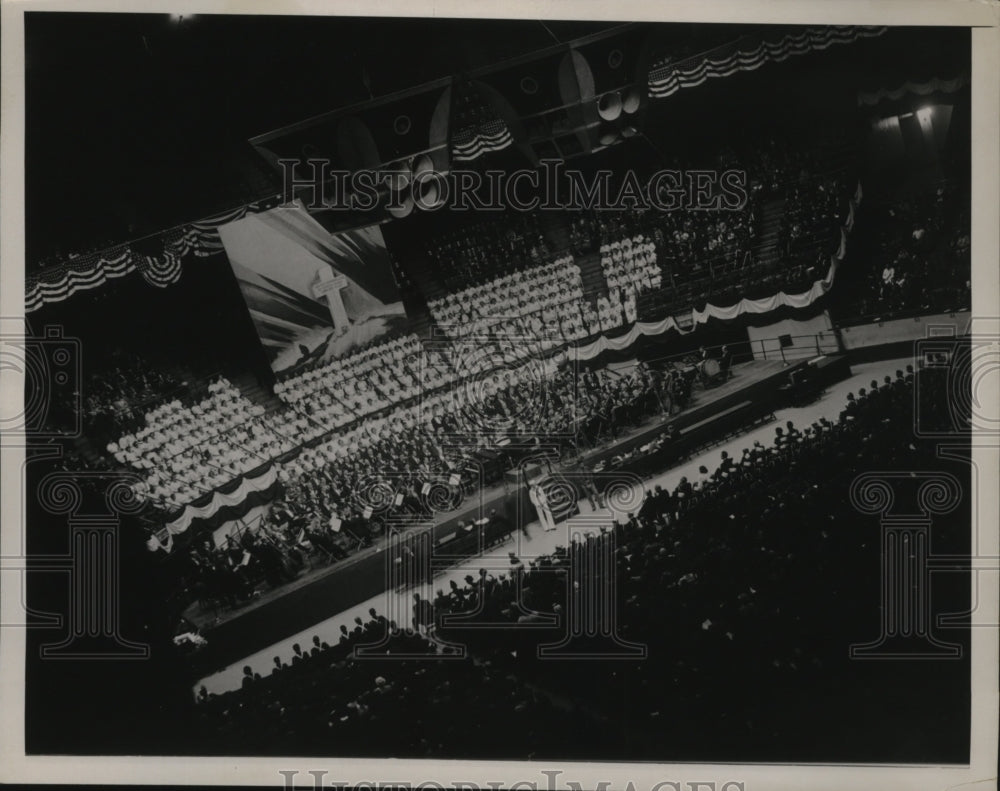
[529,483,556,532]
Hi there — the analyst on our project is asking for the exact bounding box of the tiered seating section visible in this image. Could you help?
[600,234,662,295]
[109,379,294,507]
[424,213,549,292]
[428,255,587,344]
[180,357,698,616]
[846,183,970,319]
[109,135,860,516]
[90,128,904,545]
[561,133,859,324]
[273,334,455,431]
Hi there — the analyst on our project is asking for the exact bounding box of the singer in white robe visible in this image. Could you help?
[529,484,557,532]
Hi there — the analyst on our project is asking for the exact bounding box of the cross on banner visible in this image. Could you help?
[312,268,350,330]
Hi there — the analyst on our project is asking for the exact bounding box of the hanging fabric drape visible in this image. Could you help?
[26,202,272,312]
[161,463,280,537]
[648,26,886,99]
[26,227,202,312]
[449,80,516,162]
[857,74,968,107]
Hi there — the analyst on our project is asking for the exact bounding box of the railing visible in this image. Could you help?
[834,300,971,330]
[837,287,972,327]
[751,333,840,363]
[640,330,842,374]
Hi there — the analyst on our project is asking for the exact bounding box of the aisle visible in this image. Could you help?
[195,357,910,696]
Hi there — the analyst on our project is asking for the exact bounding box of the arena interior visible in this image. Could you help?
[21,17,973,762]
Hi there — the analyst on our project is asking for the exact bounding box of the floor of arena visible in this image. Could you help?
[194,356,909,696]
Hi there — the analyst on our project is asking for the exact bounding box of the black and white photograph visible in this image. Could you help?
[0,2,997,788]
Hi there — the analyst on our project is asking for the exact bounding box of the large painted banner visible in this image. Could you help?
[218,202,407,375]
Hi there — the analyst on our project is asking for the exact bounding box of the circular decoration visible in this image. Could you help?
[411,154,434,178]
[602,473,645,515]
[37,473,84,516]
[520,76,539,95]
[355,475,397,514]
[421,479,464,514]
[917,475,962,515]
[394,114,412,136]
[106,478,147,515]
[849,476,894,515]
[539,474,579,513]
[622,86,641,114]
[597,91,623,122]
[950,343,1000,433]
[608,49,624,70]
[415,177,442,210]
[0,341,49,434]
[448,341,550,436]
[387,160,412,191]
[387,193,415,219]
[599,129,621,147]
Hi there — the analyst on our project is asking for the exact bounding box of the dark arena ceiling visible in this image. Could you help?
[23,15,762,265]
[25,16,968,269]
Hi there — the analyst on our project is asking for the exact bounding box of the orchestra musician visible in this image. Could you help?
[719,344,733,380]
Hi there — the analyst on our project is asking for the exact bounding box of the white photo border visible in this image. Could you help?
[1,1,997,788]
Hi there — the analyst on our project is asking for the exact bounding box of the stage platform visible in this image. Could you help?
[185,354,851,675]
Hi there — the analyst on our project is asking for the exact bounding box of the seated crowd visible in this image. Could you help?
[584,291,627,334]
[110,378,294,508]
[852,183,970,319]
[611,132,854,319]
[273,333,457,431]
[776,176,847,268]
[727,127,852,197]
[427,255,586,341]
[454,139,848,337]
[195,614,591,759]
[118,335,457,511]
[195,365,961,760]
[600,233,663,296]
[275,356,696,520]
[76,349,184,434]
[591,233,663,332]
[675,173,848,314]
[654,201,757,283]
[118,133,857,523]
[424,212,550,292]
[177,357,701,610]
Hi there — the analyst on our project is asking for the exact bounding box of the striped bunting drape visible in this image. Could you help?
[26,202,270,312]
[451,119,514,162]
[648,26,887,100]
